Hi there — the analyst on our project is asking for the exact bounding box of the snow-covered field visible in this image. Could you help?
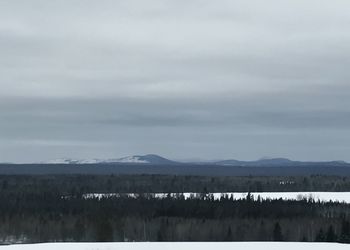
[1,242,349,250]
[82,192,350,203]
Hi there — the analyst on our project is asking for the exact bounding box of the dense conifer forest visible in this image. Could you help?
[1,175,350,244]
[1,175,350,194]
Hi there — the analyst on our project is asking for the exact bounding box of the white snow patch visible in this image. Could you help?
[82,192,350,203]
[115,156,149,163]
[1,242,349,250]
[41,156,149,164]
[43,158,80,164]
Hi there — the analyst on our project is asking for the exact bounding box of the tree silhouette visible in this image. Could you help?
[326,225,337,242]
[273,222,283,241]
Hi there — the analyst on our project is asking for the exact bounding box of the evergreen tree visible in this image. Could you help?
[326,225,337,242]
[315,229,325,242]
[95,218,113,242]
[73,219,85,241]
[340,219,350,243]
[301,235,308,242]
[224,226,232,241]
[273,222,283,241]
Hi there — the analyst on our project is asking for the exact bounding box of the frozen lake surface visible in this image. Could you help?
[2,242,350,250]
[83,192,350,203]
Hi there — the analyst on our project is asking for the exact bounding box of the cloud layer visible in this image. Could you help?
[1,0,350,162]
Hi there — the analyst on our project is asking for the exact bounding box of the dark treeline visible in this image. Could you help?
[1,174,350,194]
[1,192,350,243]
[1,174,350,244]
[2,164,350,176]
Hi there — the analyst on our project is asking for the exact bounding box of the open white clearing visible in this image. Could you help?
[83,192,350,203]
[1,242,349,250]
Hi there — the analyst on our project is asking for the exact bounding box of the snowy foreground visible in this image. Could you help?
[1,242,350,250]
[83,192,350,203]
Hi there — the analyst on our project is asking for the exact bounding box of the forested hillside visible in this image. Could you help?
[1,175,350,244]
[1,191,350,243]
[1,175,350,194]
[1,164,350,176]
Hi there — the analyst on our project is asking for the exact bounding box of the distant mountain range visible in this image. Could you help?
[41,154,177,165]
[1,155,350,176]
[37,155,349,167]
[213,158,348,167]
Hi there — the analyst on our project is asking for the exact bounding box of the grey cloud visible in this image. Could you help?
[1,0,350,162]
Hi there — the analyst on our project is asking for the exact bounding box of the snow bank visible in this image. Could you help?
[2,242,349,250]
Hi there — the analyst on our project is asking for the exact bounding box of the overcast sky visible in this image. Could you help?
[1,0,350,163]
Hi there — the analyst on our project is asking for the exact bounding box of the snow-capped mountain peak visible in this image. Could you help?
[113,154,176,164]
[43,158,82,164]
[42,158,108,164]
[41,154,177,165]
[114,155,149,163]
